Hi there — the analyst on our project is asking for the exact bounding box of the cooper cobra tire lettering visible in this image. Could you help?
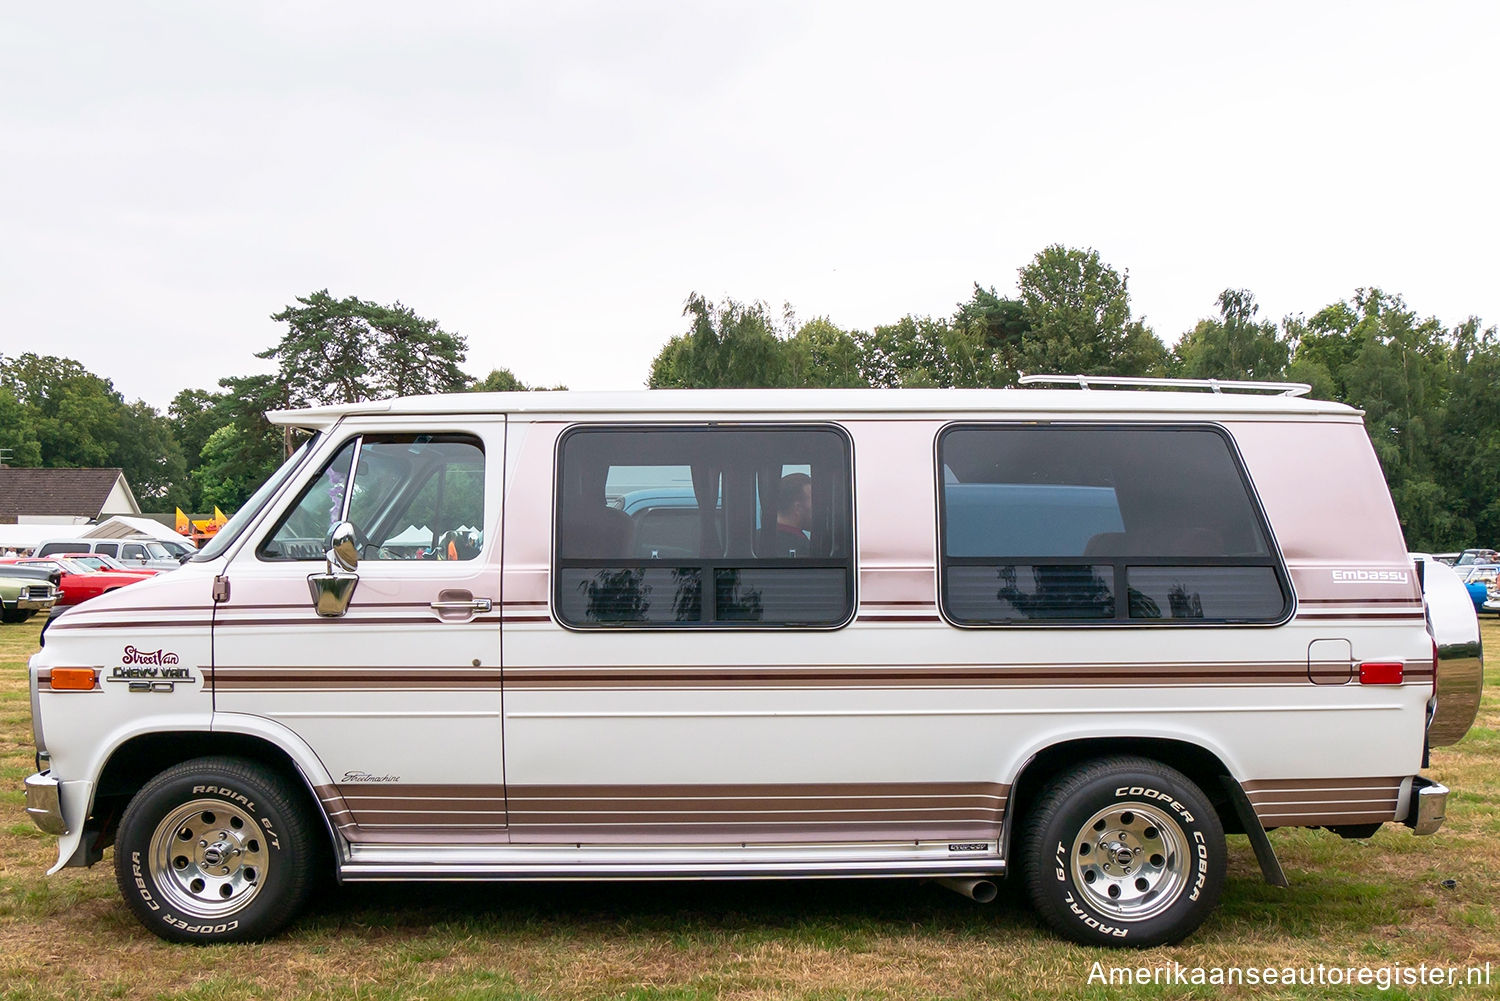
[162,916,239,935]
[1021,755,1226,948]
[114,756,319,944]
[1114,786,1195,824]
[130,851,160,911]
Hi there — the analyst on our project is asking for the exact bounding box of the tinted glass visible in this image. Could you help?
[939,425,1288,625]
[946,564,1117,622]
[556,426,853,627]
[1125,566,1287,621]
[261,435,485,561]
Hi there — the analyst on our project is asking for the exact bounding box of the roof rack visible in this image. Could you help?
[1017,374,1312,397]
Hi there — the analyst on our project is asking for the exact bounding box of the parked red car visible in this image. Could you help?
[0,556,152,605]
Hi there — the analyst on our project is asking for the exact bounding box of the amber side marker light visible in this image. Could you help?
[49,668,98,691]
[1358,661,1404,685]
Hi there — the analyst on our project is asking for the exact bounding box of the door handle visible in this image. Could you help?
[430,598,493,613]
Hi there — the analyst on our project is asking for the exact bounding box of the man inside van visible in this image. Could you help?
[774,472,813,557]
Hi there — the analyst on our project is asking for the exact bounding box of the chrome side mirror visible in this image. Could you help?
[308,521,360,617]
[329,521,360,573]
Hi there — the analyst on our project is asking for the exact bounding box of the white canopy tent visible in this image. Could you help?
[82,516,195,547]
[0,524,58,554]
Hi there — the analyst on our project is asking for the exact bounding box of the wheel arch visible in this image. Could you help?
[1003,736,1247,863]
[90,730,339,868]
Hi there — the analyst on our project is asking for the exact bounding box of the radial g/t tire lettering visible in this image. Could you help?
[1020,756,1225,948]
[113,756,319,943]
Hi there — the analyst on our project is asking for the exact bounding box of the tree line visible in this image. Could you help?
[2,246,1496,551]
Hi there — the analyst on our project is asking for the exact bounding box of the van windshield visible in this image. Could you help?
[190,435,321,563]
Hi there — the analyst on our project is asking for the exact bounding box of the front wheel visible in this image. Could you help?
[114,756,319,943]
[1020,756,1225,947]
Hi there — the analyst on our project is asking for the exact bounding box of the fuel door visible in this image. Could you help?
[1307,638,1354,685]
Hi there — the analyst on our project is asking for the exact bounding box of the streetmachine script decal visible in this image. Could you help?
[122,646,181,666]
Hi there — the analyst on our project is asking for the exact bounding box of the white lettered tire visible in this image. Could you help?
[113,756,318,943]
[1021,756,1225,947]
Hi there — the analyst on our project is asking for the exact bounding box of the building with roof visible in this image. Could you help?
[0,467,142,526]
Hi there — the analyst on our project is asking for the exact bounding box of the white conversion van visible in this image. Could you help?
[24,380,1482,947]
[35,537,184,571]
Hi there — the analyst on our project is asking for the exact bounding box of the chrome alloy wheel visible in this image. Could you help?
[149,798,269,918]
[1069,801,1188,922]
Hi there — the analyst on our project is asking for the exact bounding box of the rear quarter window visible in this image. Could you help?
[937,423,1290,626]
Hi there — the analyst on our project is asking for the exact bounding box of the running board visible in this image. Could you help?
[340,843,1006,882]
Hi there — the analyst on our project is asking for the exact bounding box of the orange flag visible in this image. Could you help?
[213,507,228,527]
[175,508,191,535]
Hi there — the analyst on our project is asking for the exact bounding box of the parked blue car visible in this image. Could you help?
[1459,564,1497,614]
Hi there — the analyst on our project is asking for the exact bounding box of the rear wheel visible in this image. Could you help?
[114,756,318,943]
[1020,756,1225,947]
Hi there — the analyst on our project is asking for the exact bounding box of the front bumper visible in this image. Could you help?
[24,771,67,836]
[1402,776,1448,836]
[15,595,57,612]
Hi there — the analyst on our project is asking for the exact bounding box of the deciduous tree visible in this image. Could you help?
[648,294,790,388]
[1172,289,1291,381]
[470,368,566,392]
[0,381,42,466]
[784,318,865,388]
[1015,245,1168,377]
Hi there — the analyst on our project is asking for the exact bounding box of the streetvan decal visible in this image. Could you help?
[122,646,181,666]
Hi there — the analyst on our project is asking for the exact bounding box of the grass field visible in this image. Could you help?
[1,616,1496,1000]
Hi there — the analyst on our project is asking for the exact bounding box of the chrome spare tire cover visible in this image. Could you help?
[1413,554,1483,746]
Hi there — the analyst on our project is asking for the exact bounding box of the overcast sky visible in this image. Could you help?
[3,2,1497,410]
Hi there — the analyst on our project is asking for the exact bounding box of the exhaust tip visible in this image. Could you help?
[935,876,999,903]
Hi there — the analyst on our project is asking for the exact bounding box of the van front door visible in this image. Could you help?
[211,423,505,846]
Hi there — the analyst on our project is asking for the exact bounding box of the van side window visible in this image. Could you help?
[937,424,1289,625]
[555,426,854,627]
[94,543,118,557]
[259,434,485,561]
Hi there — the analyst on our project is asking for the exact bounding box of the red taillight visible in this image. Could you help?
[1359,661,1404,685]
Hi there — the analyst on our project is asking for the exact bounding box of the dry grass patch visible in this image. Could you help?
[0,615,1496,999]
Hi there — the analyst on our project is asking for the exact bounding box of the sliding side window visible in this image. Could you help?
[555,425,854,628]
[938,424,1289,625]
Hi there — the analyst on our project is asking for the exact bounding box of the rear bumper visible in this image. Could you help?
[1402,776,1448,836]
[24,771,67,836]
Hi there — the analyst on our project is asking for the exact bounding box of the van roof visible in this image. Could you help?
[267,388,1363,430]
